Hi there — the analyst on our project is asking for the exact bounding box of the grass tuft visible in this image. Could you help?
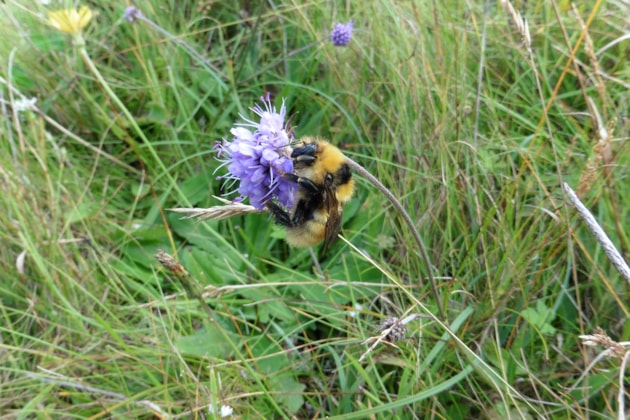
[1,0,628,418]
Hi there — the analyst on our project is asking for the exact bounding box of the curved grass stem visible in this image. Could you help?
[346,157,445,319]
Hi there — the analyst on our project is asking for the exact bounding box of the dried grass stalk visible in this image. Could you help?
[168,196,267,221]
[563,183,630,285]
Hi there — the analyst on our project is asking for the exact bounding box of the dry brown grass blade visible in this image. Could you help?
[168,196,267,221]
[563,183,630,285]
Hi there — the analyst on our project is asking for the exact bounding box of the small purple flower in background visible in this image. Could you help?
[215,94,295,210]
[124,6,143,24]
[330,20,354,46]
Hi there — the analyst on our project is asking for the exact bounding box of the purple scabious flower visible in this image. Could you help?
[124,6,143,23]
[215,94,295,210]
[330,20,354,46]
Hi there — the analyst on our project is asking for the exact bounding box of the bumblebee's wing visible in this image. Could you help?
[322,188,343,252]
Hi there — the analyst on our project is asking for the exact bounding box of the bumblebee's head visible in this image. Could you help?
[292,137,354,199]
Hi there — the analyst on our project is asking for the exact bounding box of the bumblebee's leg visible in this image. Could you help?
[291,198,320,226]
[291,143,318,165]
[283,172,320,195]
[281,173,325,226]
[266,201,294,227]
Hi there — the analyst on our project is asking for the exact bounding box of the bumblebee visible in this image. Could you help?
[266,137,354,251]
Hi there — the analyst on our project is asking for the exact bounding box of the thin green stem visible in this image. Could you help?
[76,43,179,251]
[347,157,445,319]
[135,14,228,85]
[154,250,288,417]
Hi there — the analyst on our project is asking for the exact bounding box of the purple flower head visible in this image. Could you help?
[124,6,143,24]
[330,20,354,47]
[215,94,296,210]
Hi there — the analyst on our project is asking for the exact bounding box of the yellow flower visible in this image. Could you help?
[48,6,93,35]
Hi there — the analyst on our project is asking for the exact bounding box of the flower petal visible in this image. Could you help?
[48,6,93,34]
[214,94,295,209]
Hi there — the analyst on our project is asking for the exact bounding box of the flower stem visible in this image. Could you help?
[346,157,445,319]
